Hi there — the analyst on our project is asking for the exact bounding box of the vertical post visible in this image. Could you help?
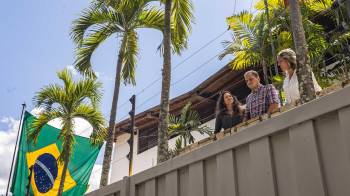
[127,95,136,176]
[6,103,26,196]
[288,0,316,103]
[26,165,33,196]
[344,0,350,21]
[264,0,278,75]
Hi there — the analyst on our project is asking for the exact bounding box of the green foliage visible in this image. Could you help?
[168,102,212,152]
[219,11,265,70]
[168,138,183,157]
[72,0,194,81]
[28,69,106,162]
[220,0,334,79]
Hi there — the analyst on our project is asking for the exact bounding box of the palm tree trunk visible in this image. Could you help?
[288,0,316,103]
[262,59,269,85]
[345,0,350,21]
[264,0,278,75]
[57,144,71,196]
[100,35,128,187]
[157,0,172,164]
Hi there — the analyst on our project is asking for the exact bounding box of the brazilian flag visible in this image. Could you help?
[10,112,102,195]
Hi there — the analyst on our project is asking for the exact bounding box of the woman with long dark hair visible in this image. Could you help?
[214,91,243,134]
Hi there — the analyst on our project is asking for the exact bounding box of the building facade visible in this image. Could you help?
[109,66,252,183]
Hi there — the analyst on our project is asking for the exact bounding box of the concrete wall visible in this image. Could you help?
[88,86,350,196]
[110,117,216,183]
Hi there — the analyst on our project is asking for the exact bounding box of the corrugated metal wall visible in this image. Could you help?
[87,86,350,196]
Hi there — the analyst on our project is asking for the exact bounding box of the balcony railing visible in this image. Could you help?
[87,85,350,196]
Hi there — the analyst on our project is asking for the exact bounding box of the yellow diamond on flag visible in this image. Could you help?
[26,143,76,195]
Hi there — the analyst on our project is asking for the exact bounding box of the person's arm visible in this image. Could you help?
[283,79,291,105]
[243,99,250,122]
[214,115,222,134]
[268,103,279,114]
[311,72,322,92]
[267,84,280,114]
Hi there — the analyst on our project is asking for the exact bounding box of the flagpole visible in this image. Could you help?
[5,103,26,196]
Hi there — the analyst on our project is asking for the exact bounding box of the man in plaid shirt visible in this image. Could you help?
[244,70,280,121]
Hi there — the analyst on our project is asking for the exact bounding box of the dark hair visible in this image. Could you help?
[215,91,242,117]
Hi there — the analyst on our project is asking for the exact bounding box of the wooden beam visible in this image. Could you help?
[145,112,158,120]
[192,94,216,105]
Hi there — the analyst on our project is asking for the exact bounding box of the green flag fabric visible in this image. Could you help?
[10,112,101,196]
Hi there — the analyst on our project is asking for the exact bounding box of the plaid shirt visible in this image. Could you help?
[244,84,280,120]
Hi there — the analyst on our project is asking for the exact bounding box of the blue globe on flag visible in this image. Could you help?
[33,153,58,193]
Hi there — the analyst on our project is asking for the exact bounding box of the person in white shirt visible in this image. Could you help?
[277,48,322,105]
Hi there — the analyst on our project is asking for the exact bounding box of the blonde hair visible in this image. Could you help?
[244,70,259,78]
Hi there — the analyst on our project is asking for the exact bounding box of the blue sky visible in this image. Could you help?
[0,0,254,125]
[0,0,254,192]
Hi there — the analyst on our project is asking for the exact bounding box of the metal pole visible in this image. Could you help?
[5,103,26,196]
[128,95,136,176]
[25,166,33,196]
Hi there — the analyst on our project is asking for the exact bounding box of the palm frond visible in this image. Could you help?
[58,69,75,95]
[122,30,139,85]
[136,6,164,31]
[168,102,212,147]
[255,0,284,11]
[304,0,332,13]
[71,3,118,46]
[28,110,62,144]
[33,84,66,111]
[73,104,107,146]
[170,0,194,54]
[74,23,120,78]
[74,77,103,108]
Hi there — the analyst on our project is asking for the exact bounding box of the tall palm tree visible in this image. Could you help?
[71,0,193,186]
[71,1,164,187]
[28,69,106,196]
[158,0,173,163]
[288,0,316,103]
[157,0,194,163]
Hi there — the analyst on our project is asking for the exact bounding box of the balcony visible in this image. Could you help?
[87,85,350,196]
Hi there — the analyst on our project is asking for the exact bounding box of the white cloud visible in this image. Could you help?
[95,71,114,82]
[0,117,20,195]
[66,65,78,76]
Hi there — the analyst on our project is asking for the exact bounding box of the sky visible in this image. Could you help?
[0,0,255,194]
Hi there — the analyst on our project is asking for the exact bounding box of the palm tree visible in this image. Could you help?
[168,102,212,148]
[71,0,193,186]
[28,69,106,196]
[286,0,316,102]
[156,0,194,163]
[71,1,164,187]
[157,0,173,163]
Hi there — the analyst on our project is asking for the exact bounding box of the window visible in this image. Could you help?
[138,126,158,154]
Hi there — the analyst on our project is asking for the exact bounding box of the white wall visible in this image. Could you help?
[110,118,216,182]
[110,134,130,183]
